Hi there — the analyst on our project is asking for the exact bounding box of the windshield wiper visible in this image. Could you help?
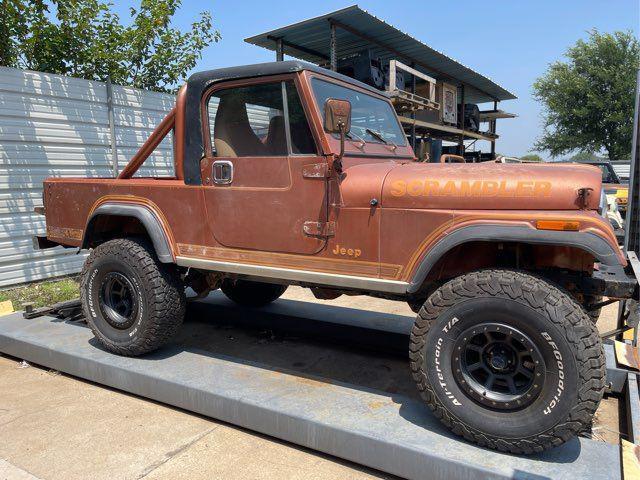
[365,128,397,151]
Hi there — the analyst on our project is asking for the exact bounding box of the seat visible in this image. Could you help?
[264,115,287,155]
[214,96,269,157]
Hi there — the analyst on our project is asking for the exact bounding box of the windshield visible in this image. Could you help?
[311,78,407,146]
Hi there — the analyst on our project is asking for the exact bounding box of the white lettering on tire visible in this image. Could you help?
[88,268,99,318]
[128,275,144,337]
[442,316,459,333]
[433,317,462,406]
[541,331,565,415]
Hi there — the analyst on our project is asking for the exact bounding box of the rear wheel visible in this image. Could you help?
[221,279,287,307]
[409,269,605,454]
[80,237,185,356]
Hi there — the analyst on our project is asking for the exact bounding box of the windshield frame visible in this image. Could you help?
[307,74,410,153]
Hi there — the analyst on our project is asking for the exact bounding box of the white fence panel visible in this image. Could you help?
[0,66,174,287]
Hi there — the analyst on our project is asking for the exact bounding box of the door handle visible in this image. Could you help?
[212,160,233,185]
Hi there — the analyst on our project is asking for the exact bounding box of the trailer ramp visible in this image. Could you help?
[0,297,621,480]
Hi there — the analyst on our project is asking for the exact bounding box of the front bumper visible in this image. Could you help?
[589,262,638,299]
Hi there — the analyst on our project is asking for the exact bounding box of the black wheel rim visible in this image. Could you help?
[452,323,545,411]
[99,272,138,330]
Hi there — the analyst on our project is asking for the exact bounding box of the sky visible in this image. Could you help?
[110,0,640,159]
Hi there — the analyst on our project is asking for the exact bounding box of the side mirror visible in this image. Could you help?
[324,98,351,172]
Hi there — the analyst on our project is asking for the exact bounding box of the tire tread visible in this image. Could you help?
[80,237,185,356]
[408,269,605,454]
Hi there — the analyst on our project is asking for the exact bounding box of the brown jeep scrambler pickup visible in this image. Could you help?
[36,61,638,454]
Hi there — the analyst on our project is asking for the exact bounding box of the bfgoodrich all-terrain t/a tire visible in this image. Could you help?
[409,269,605,454]
[80,237,186,356]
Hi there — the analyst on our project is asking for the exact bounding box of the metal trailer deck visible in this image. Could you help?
[0,295,621,480]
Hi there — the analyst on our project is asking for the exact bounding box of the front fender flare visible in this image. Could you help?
[407,224,621,294]
[82,203,174,263]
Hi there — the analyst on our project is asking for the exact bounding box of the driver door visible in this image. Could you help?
[200,76,328,255]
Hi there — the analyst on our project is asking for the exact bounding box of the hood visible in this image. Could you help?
[381,162,603,210]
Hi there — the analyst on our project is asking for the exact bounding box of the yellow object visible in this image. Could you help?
[535,220,580,231]
[625,328,635,341]
[616,188,629,205]
[0,300,14,316]
[622,439,640,480]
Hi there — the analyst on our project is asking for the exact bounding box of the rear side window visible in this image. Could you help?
[207,80,316,157]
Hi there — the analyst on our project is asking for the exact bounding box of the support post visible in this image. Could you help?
[106,76,118,177]
[329,22,337,71]
[490,100,497,158]
[490,133,496,158]
[410,62,416,151]
[276,38,284,62]
[458,85,465,156]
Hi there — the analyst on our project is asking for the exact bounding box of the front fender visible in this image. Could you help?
[407,224,623,294]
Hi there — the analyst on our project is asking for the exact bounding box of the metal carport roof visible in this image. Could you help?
[245,5,517,105]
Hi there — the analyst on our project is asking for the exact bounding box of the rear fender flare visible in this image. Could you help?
[407,224,621,294]
[82,203,174,263]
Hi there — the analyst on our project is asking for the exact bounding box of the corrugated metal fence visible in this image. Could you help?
[611,160,631,182]
[0,66,175,287]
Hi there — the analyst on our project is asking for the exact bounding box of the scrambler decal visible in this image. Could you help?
[434,316,462,406]
[541,331,565,415]
[390,179,552,198]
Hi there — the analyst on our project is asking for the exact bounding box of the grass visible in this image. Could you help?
[0,277,80,310]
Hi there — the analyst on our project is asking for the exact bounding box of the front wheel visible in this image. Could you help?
[80,237,186,356]
[409,269,605,454]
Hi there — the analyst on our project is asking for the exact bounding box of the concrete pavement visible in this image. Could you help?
[0,354,390,480]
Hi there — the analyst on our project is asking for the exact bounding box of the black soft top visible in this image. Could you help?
[187,60,384,97]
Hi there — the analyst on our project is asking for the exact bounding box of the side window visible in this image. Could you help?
[207,82,286,157]
[284,81,316,154]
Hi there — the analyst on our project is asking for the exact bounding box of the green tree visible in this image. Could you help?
[0,0,50,68]
[0,0,221,92]
[568,151,604,162]
[519,153,544,162]
[533,30,639,160]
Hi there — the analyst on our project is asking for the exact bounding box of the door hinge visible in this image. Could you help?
[303,221,336,237]
[302,163,329,178]
[577,187,594,209]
